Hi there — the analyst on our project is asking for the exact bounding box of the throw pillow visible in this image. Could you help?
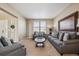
[68,32,76,40]
[10,39,14,44]
[58,32,64,41]
[0,41,3,47]
[5,38,12,46]
[51,32,58,38]
[63,33,69,41]
[0,36,8,46]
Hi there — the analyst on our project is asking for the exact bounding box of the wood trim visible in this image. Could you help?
[0,7,18,18]
[58,11,78,32]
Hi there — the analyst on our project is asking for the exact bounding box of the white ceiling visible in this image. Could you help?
[10,3,70,19]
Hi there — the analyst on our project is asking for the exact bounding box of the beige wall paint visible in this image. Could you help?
[46,19,54,34]
[0,4,27,42]
[27,19,33,38]
[26,19,54,38]
[18,16,27,39]
[54,3,79,31]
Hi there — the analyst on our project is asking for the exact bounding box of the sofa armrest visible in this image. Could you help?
[60,39,79,53]
[63,39,79,45]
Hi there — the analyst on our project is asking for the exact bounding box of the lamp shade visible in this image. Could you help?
[77,24,79,27]
[77,18,79,27]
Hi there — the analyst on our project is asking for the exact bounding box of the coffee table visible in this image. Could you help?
[34,37,45,47]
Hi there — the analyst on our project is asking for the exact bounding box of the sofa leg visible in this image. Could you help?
[60,53,63,56]
[77,53,79,55]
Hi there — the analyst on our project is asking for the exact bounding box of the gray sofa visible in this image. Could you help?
[0,36,26,56]
[48,31,79,55]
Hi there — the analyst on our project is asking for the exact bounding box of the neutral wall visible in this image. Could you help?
[54,3,79,31]
[0,3,27,41]
[46,19,54,34]
[18,16,27,39]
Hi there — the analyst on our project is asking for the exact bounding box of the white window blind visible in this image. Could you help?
[33,20,46,33]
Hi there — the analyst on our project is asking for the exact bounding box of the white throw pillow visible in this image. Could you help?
[5,38,12,46]
[59,32,64,41]
[63,33,69,41]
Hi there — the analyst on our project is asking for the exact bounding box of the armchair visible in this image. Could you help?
[32,32,46,40]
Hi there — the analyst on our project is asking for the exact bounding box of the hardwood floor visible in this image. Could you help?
[20,37,78,56]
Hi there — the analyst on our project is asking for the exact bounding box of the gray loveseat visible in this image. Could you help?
[0,36,26,56]
[48,31,79,55]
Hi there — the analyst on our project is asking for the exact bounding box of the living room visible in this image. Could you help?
[0,3,79,56]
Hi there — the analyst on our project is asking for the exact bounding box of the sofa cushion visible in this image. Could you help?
[63,39,79,45]
[51,32,59,38]
[48,36,58,40]
[6,38,12,46]
[0,36,8,46]
[68,32,76,40]
[63,33,69,41]
[53,40,63,46]
[51,37,58,41]
[58,32,64,41]
[34,32,39,36]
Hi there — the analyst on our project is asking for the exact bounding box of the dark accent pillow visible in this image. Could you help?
[10,39,14,44]
[0,36,8,46]
[58,32,64,41]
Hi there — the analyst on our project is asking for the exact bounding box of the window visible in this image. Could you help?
[33,20,46,33]
[40,21,46,32]
[33,20,39,32]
